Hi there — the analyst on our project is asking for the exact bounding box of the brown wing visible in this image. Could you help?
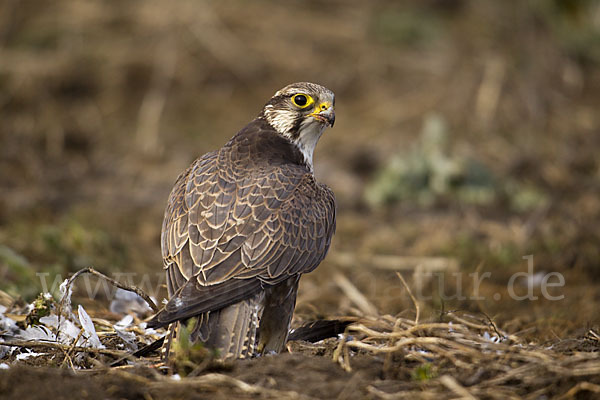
[148,143,335,328]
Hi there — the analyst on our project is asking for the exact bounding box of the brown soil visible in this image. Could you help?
[1,0,600,399]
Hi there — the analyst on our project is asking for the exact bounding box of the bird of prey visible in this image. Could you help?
[147,82,336,361]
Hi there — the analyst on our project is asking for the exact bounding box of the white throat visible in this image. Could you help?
[294,119,326,171]
[264,108,326,172]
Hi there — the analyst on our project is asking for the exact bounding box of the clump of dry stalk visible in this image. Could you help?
[330,274,600,399]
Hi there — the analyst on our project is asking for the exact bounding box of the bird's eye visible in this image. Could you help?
[293,95,307,106]
[291,93,313,108]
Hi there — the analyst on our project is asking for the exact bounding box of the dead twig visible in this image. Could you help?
[332,272,378,316]
[332,331,352,372]
[148,373,312,399]
[59,327,85,369]
[0,338,129,358]
[556,382,600,400]
[479,310,507,341]
[439,375,477,400]
[59,267,159,314]
[396,272,420,325]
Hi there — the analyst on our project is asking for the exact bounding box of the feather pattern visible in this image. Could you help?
[148,82,336,360]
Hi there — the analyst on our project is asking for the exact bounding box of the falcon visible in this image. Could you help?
[147,82,336,361]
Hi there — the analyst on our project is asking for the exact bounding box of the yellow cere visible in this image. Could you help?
[310,101,332,116]
[318,102,331,111]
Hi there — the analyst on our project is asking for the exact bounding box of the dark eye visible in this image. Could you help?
[294,95,307,106]
[292,93,313,108]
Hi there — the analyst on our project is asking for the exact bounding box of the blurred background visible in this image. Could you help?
[1,0,599,339]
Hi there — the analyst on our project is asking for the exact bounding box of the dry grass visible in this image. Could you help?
[1,270,598,399]
[1,307,599,399]
[338,315,600,399]
[1,1,600,398]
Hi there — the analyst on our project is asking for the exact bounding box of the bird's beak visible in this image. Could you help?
[310,102,335,127]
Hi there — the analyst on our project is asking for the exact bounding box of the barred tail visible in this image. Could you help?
[190,292,265,360]
[160,322,178,363]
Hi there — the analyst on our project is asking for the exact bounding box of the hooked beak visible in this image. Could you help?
[310,102,335,127]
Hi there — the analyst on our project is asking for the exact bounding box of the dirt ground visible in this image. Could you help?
[0,354,378,400]
[1,0,599,399]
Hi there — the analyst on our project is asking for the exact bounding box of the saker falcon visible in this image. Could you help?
[147,82,337,360]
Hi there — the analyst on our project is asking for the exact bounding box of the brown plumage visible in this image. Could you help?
[147,82,336,360]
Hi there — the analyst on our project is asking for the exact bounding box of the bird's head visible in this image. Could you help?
[261,82,335,170]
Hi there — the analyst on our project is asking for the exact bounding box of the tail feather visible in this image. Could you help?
[257,278,299,354]
[160,323,178,363]
[189,312,211,342]
[288,318,357,342]
[190,292,265,360]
